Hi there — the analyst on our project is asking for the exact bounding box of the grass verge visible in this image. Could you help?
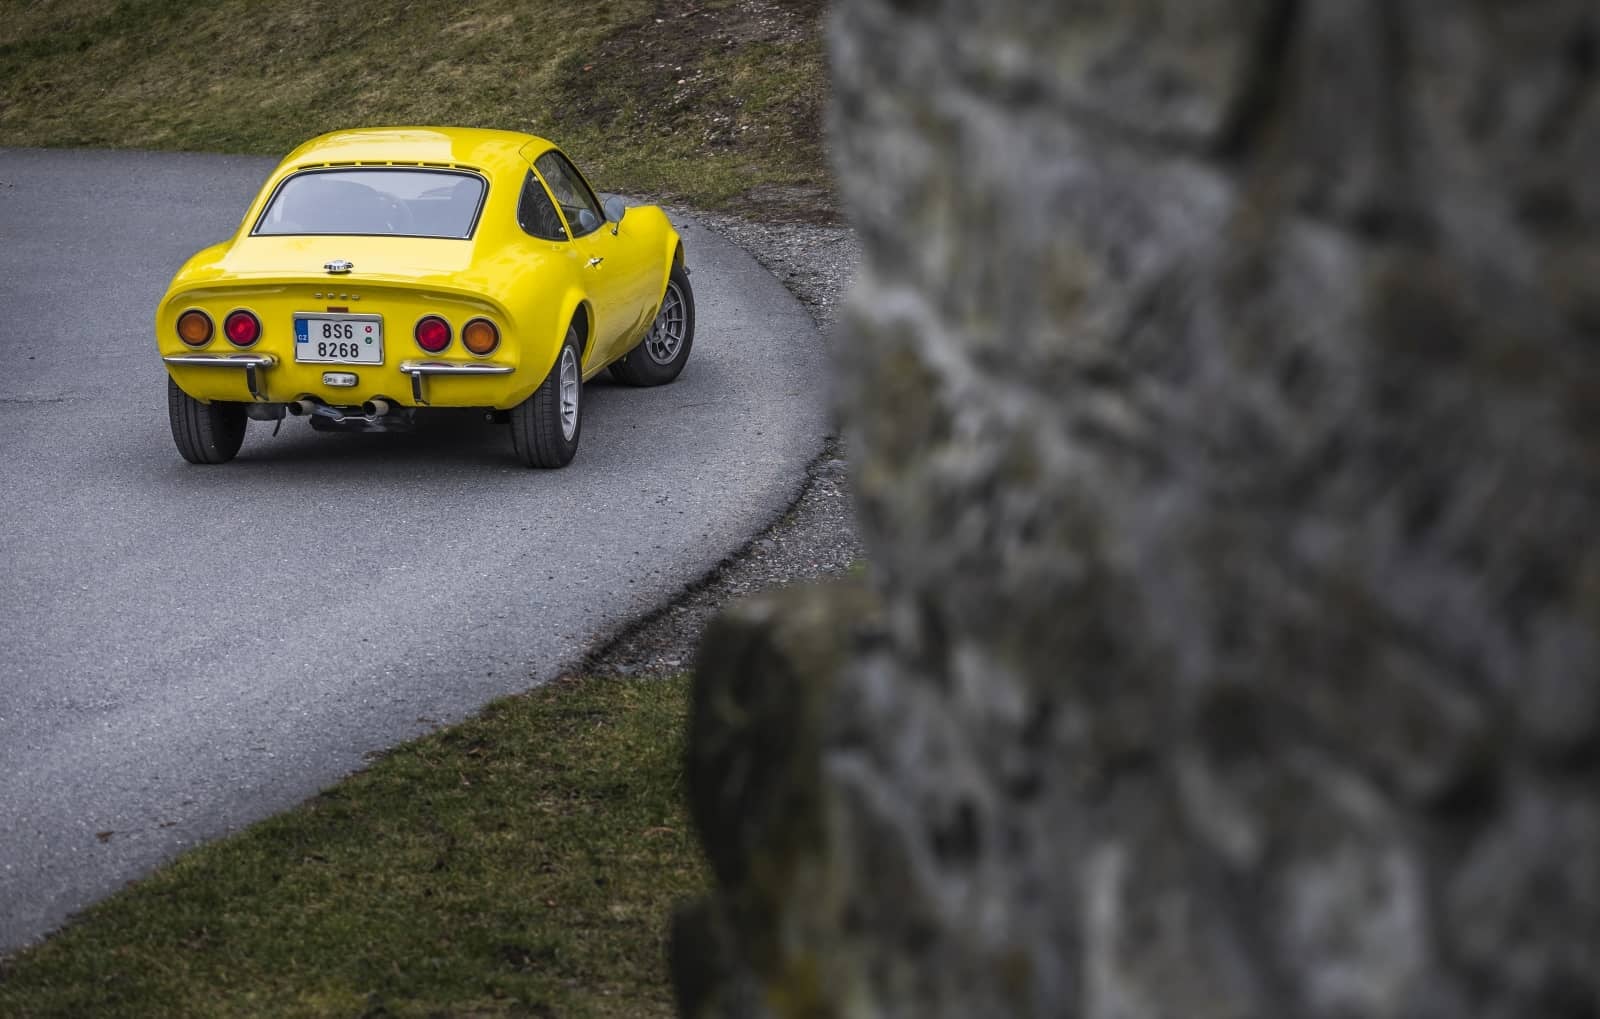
[0,675,702,1018]
[0,0,834,221]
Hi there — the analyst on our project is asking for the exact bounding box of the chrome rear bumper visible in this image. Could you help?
[162,353,277,401]
[162,354,513,405]
[398,359,514,405]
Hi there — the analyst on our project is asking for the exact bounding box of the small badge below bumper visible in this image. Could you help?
[323,372,358,387]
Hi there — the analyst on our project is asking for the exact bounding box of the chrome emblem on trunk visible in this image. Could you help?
[324,260,354,274]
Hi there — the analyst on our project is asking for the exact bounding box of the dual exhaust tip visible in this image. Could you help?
[288,397,392,423]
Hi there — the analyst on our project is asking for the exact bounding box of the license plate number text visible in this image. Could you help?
[294,314,383,365]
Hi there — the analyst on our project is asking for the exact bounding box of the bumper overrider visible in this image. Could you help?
[161,353,514,406]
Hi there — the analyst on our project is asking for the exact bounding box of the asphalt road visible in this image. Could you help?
[0,149,828,951]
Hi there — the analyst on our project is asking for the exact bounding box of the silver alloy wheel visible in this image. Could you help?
[644,281,687,366]
[559,345,580,442]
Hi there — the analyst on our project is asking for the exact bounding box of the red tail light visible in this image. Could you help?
[224,310,261,347]
[462,318,499,356]
[415,315,451,353]
[176,309,213,347]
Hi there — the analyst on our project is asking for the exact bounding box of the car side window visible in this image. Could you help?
[518,172,566,241]
[534,150,605,239]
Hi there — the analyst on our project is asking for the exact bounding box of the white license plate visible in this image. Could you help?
[294,313,384,364]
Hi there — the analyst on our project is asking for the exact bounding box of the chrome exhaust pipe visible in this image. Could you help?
[362,398,392,420]
[287,399,319,417]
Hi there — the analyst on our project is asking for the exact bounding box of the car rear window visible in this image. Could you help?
[253,168,487,239]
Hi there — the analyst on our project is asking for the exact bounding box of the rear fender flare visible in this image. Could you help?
[524,288,592,383]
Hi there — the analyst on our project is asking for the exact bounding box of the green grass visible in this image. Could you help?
[0,676,703,1018]
[0,0,835,221]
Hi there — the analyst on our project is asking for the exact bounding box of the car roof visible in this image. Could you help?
[278,127,555,178]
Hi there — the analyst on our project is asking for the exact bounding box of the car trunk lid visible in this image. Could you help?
[219,235,476,284]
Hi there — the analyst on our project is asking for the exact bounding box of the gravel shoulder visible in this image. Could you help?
[586,211,864,677]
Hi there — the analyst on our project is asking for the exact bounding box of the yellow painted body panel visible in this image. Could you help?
[156,127,684,410]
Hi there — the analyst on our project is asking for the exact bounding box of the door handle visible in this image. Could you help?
[587,257,605,268]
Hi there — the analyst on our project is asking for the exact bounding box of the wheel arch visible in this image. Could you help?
[501,284,593,408]
[570,300,593,360]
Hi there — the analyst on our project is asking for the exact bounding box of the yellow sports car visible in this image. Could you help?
[156,126,695,467]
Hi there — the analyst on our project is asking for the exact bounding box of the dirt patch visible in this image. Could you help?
[552,0,837,223]
[724,181,838,224]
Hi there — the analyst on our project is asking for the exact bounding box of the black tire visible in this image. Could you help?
[609,262,695,387]
[510,324,583,468]
[167,375,247,465]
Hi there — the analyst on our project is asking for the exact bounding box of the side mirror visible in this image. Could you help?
[603,196,627,235]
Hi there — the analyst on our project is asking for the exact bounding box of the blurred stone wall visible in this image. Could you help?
[676,2,1600,1017]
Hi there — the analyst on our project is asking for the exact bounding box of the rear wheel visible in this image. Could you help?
[167,376,247,464]
[510,324,582,468]
[610,263,695,387]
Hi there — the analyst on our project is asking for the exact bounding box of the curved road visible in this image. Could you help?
[0,149,828,951]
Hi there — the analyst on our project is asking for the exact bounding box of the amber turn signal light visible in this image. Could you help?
[176,309,213,347]
[462,318,499,356]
